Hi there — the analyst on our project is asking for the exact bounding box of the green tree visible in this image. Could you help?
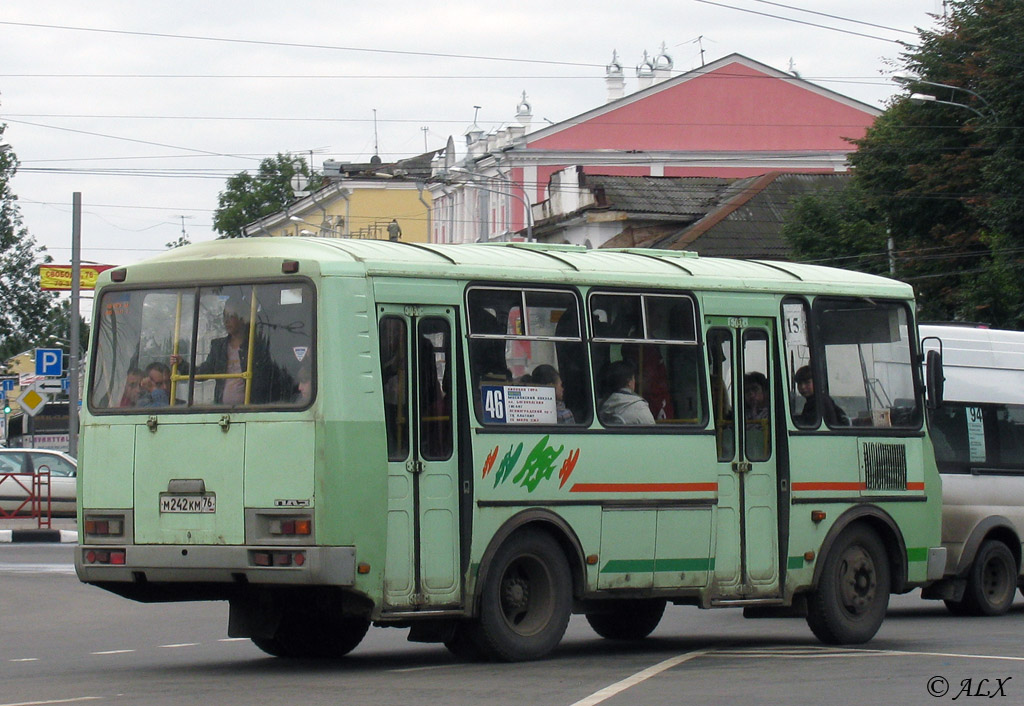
[0,122,60,361]
[786,0,1024,326]
[212,154,324,238]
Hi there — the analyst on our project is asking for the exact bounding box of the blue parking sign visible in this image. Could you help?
[36,348,63,376]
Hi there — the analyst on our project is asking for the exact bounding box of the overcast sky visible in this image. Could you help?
[1,1,947,270]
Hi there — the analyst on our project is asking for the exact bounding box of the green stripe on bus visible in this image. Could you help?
[788,555,806,569]
[907,547,928,562]
[600,558,714,574]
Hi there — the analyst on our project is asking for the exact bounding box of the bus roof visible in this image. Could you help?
[109,238,913,298]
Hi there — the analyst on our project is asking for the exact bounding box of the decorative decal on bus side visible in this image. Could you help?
[481,436,580,492]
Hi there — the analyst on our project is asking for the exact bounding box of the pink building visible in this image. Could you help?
[429,52,879,248]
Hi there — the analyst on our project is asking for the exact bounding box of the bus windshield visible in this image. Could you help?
[90,281,315,410]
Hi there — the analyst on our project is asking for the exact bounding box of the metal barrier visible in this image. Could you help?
[0,466,53,529]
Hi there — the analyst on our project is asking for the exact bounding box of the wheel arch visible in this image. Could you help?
[472,509,587,616]
[953,516,1021,578]
[812,505,907,593]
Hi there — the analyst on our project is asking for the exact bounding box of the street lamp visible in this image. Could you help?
[909,93,988,119]
[289,215,343,238]
[894,73,994,114]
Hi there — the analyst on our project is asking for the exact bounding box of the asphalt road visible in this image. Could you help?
[3,543,1024,706]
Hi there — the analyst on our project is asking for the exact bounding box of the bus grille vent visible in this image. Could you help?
[862,442,907,490]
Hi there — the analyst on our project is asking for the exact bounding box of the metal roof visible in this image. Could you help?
[112,237,911,298]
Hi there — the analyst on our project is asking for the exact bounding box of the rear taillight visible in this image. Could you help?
[251,550,306,567]
[84,549,127,565]
[84,516,125,537]
[268,518,312,536]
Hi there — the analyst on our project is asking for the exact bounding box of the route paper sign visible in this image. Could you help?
[481,385,557,425]
[39,265,115,291]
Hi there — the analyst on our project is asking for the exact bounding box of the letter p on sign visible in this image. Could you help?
[36,348,63,377]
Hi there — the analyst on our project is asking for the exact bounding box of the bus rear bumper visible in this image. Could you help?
[75,544,356,587]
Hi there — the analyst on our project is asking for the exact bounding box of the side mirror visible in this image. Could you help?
[925,348,944,410]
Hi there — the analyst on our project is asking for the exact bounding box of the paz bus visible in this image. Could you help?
[75,238,946,661]
[919,324,1024,615]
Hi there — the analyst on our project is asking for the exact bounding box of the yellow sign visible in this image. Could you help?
[17,387,48,417]
[39,265,115,291]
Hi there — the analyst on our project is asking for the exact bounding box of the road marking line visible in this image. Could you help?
[391,664,462,674]
[216,638,249,642]
[158,643,199,649]
[570,650,711,706]
[0,698,103,706]
[90,650,135,655]
[8,658,39,662]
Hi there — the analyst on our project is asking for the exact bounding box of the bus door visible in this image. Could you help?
[706,316,781,599]
[378,305,460,609]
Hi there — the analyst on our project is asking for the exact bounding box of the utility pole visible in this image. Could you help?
[69,193,81,457]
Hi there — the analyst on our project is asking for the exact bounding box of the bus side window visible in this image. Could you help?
[379,316,409,461]
[418,318,452,461]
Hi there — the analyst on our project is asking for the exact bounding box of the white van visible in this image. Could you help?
[920,324,1024,614]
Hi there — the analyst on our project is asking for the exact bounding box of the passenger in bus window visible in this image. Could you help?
[293,364,312,405]
[794,365,848,426]
[172,297,278,405]
[532,364,575,424]
[744,372,769,421]
[139,362,170,407]
[598,360,655,426]
[118,368,143,407]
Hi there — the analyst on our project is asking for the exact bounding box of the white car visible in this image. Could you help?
[0,448,77,518]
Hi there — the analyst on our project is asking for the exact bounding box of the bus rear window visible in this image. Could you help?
[90,282,315,411]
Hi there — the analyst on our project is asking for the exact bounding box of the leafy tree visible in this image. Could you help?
[786,0,1024,326]
[0,122,59,361]
[212,154,324,238]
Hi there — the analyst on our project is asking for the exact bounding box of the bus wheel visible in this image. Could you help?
[472,529,571,661]
[252,610,370,658]
[586,599,666,640]
[950,540,1017,616]
[806,525,890,644]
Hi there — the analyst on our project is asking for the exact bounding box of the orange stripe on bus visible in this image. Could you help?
[791,482,865,491]
[907,482,925,490]
[569,482,718,493]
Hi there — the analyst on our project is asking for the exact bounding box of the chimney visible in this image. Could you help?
[653,41,673,83]
[636,50,655,91]
[605,50,625,103]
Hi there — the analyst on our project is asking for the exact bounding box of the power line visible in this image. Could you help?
[693,0,911,43]
[0,20,605,69]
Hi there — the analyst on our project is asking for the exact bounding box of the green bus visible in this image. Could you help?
[76,238,946,661]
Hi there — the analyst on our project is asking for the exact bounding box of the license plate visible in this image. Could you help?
[159,494,216,513]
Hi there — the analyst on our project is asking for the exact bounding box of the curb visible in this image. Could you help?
[0,529,78,543]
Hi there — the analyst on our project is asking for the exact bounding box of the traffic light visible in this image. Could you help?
[2,402,10,414]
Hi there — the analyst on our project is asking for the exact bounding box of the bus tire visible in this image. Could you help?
[252,610,370,659]
[471,529,571,661]
[585,599,666,640]
[806,525,890,644]
[948,540,1017,616]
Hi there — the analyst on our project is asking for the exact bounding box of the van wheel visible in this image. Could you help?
[949,540,1017,616]
[470,529,571,661]
[252,609,369,658]
[806,525,890,644]
[586,599,666,640]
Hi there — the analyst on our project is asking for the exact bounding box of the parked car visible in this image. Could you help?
[0,448,77,517]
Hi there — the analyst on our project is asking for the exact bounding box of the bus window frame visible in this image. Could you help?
[588,288,706,428]
[465,283,589,429]
[809,296,923,433]
[88,276,317,415]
